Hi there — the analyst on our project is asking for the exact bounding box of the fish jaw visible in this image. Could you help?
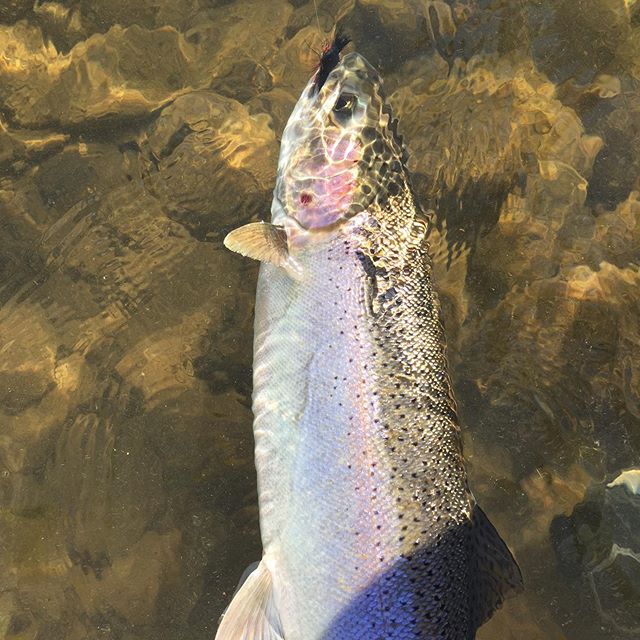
[285,132,360,230]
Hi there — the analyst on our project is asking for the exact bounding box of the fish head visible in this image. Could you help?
[272,51,408,236]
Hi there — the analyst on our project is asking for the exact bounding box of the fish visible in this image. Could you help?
[218,37,523,640]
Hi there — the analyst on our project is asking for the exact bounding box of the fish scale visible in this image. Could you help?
[218,46,522,640]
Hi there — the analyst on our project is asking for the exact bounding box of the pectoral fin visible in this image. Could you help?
[224,222,289,268]
[215,560,284,640]
[470,504,524,629]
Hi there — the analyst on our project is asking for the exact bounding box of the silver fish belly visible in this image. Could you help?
[218,47,522,640]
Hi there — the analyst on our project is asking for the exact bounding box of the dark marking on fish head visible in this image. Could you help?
[313,32,351,94]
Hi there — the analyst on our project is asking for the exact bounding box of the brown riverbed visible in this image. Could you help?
[1,1,639,639]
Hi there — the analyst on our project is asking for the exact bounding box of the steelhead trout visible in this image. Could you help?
[218,42,522,640]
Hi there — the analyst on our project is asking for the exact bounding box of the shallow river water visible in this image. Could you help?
[1,1,639,639]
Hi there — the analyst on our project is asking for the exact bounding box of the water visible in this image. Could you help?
[0,1,639,638]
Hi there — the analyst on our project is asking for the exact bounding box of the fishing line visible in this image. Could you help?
[312,0,322,39]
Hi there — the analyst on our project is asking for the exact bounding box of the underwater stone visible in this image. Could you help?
[583,82,640,210]
[186,0,293,89]
[588,190,640,270]
[551,477,640,636]
[0,174,260,638]
[0,0,32,24]
[34,143,135,218]
[457,260,640,480]
[285,0,354,37]
[0,22,196,129]
[143,91,278,238]
[210,58,274,103]
[337,0,430,72]
[247,88,299,137]
[529,0,632,85]
[389,56,600,255]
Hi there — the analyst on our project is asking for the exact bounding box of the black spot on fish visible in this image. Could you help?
[361,125,377,142]
[387,180,401,196]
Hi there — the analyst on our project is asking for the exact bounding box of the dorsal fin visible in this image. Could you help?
[224,222,289,267]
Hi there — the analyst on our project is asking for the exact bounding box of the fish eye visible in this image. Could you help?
[333,93,356,115]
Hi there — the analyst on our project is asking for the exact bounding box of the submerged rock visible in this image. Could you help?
[0,68,273,640]
[551,473,640,637]
[0,0,32,24]
[459,261,640,479]
[0,177,261,638]
[143,91,279,238]
[528,0,632,85]
[0,22,196,129]
[390,53,602,255]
